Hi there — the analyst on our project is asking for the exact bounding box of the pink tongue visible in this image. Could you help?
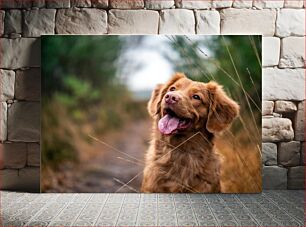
[158,114,180,135]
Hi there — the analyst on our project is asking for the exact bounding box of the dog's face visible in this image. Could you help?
[148,73,239,136]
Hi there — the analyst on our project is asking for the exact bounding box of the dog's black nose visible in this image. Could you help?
[165,92,180,104]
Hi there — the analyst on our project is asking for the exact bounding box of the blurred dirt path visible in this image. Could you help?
[67,119,151,193]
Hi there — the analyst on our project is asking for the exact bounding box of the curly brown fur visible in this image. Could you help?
[141,73,239,193]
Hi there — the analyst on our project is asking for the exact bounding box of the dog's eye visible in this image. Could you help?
[169,87,176,91]
[193,95,201,100]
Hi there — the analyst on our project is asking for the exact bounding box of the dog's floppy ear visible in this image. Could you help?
[206,81,239,133]
[148,83,164,117]
[148,73,187,117]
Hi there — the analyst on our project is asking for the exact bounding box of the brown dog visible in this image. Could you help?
[141,73,239,193]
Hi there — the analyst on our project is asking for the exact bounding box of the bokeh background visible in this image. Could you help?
[41,35,261,193]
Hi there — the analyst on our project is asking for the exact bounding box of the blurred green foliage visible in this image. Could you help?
[42,36,147,166]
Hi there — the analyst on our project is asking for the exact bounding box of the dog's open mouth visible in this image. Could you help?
[158,108,192,135]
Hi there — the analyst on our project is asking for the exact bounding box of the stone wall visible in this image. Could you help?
[0,0,304,192]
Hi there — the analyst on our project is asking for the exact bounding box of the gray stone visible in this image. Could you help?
[220,8,276,36]
[91,0,108,8]
[0,10,4,35]
[8,102,40,142]
[145,0,175,9]
[262,118,294,142]
[195,10,220,35]
[301,142,305,165]
[232,0,252,8]
[110,0,144,8]
[262,101,274,115]
[71,0,91,7]
[175,0,212,9]
[23,9,56,37]
[278,141,301,167]
[0,69,15,102]
[0,0,32,8]
[253,0,284,8]
[212,0,232,8]
[0,167,40,192]
[0,143,27,168]
[15,68,41,101]
[263,68,305,101]
[46,0,70,8]
[262,37,280,66]
[0,38,40,69]
[263,166,287,189]
[288,166,304,189]
[32,0,46,8]
[0,102,7,142]
[280,37,305,68]
[159,9,195,34]
[109,10,159,34]
[294,101,305,141]
[56,8,107,34]
[27,143,40,167]
[4,10,22,35]
[284,0,304,8]
[262,143,277,165]
[274,101,297,113]
[276,9,305,37]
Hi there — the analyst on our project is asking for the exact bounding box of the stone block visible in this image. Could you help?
[46,0,70,8]
[0,10,3,35]
[0,0,32,8]
[159,9,195,34]
[110,0,144,8]
[278,141,301,166]
[56,8,107,34]
[253,0,284,8]
[280,37,305,68]
[0,69,15,102]
[212,0,232,8]
[195,10,220,35]
[262,101,274,115]
[220,9,276,36]
[232,0,253,8]
[145,0,175,9]
[0,167,40,192]
[4,9,22,35]
[274,101,297,113]
[23,9,56,37]
[276,9,305,37]
[0,102,7,142]
[32,0,46,8]
[8,102,40,142]
[262,143,277,165]
[262,118,294,142]
[294,101,305,141]
[284,0,304,8]
[262,37,280,66]
[27,143,40,167]
[15,68,41,101]
[263,68,305,101]
[263,166,287,189]
[91,0,108,8]
[288,166,304,189]
[109,10,159,34]
[0,38,40,69]
[175,0,212,9]
[0,143,27,169]
[301,142,305,165]
[71,0,91,7]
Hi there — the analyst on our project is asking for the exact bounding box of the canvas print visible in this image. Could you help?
[41,35,262,193]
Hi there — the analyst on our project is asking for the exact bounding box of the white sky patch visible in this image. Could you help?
[126,50,174,91]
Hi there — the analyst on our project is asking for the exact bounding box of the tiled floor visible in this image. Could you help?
[1,190,304,226]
